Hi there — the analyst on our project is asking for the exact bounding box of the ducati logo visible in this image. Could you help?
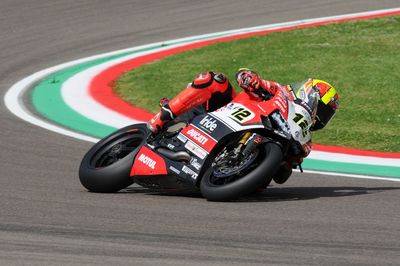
[138,153,156,169]
[186,129,208,145]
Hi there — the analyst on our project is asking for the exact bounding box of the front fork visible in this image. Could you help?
[232,131,266,160]
[234,131,304,172]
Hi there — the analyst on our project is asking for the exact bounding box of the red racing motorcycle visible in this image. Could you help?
[79,82,314,201]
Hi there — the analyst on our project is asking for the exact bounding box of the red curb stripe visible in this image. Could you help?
[90,70,154,121]
[313,144,400,159]
[89,9,400,157]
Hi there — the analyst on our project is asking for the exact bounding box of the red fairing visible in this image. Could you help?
[130,146,167,176]
[271,89,289,119]
[231,88,289,124]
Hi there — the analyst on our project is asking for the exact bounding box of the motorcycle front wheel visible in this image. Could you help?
[79,123,148,193]
[200,142,282,201]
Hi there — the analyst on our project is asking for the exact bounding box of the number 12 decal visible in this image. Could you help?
[230,107,253,122]
[231,108,251,121]
[293,113,309,137]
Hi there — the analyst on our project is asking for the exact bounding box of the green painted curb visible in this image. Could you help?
[303,159,399,178]
[32,49,156,138]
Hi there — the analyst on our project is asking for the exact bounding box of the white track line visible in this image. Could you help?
[4,70,99,143]
[61,44,190,128]
[294,169,400,183]
[308,151,400,167]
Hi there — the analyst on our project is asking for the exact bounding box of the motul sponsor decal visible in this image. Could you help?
[130,146,167,176]
[137,153,156,169]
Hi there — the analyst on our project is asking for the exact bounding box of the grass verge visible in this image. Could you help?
[114,16,400,152]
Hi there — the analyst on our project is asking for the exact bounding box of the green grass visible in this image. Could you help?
[114,16,400,152]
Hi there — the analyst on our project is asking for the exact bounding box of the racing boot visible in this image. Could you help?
[147,97,175,133]
[147,86,209,134]
[147,72,234,134]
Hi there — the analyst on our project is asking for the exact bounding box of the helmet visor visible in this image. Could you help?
[313,101,336,130]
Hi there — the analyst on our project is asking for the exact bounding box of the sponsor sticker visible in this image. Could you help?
[167,143,175,150]
[169,166,181,175]
[177,133,188,143]
[138,153,156,169]
[184,141,207,159]
[199,115,218,132]
[131,146,167,176]
[190,158,202,170]
[271,112,291,135]
[186,128,208,145]
[182,165,198,179]
[275,91,288,114]
[181,125,217,153]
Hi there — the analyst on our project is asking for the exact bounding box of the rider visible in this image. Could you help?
[147,69,339,184]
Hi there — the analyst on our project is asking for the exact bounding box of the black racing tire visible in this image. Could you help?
[200,142,282,201]
[79,123,148,193]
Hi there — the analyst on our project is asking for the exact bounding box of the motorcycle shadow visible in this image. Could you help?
[122,185,400,202]
[122,185,202,199]
[237,186,400,202]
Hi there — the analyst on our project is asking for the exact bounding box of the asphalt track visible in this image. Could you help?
[1,1,400,265]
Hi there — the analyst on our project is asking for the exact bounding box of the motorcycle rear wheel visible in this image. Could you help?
[79,123,148,192]
[200,142,282,201]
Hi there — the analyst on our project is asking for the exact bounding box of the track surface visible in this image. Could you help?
[1,1,400,265]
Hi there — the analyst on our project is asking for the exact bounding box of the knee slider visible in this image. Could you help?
[213,72,227,84]
[191,72,228,89]
[191,72,213,89]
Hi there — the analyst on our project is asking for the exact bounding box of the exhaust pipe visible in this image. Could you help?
[156,148,191,162]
